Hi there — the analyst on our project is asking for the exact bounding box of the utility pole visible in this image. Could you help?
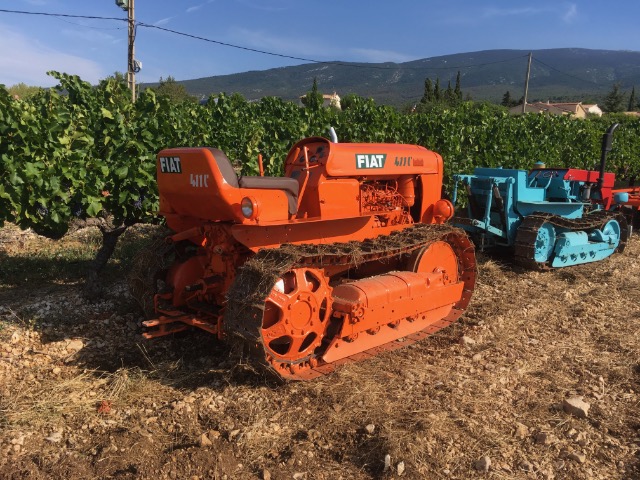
[116,0,136,101]
[522,52,532,114]
[127,0,136,101]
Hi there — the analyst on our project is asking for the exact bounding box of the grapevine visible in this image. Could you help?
[1,73,639,239]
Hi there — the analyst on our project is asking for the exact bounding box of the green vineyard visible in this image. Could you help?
[1,72,639,237]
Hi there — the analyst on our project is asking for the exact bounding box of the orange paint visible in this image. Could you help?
[144,136,476,380]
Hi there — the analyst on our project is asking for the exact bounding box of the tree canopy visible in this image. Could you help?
[151,76,197,104]
[7,83,43,100]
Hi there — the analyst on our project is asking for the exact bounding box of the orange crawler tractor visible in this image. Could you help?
[139,134,476,380]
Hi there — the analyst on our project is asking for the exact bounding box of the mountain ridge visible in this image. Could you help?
[145,48,640,106]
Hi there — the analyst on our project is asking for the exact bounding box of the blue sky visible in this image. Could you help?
[0,0,638,87]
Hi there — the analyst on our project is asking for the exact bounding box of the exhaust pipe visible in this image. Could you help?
[329,127,338,143]
[597,123,619,191]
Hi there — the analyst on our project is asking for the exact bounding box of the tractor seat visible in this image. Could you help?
[239,176,299,214]
[207,148,300,215]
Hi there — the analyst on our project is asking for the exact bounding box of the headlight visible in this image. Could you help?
[241,197,258,219]
[433,199,454,223]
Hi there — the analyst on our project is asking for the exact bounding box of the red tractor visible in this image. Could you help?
[611,187,640,231]
[133,134,476,380]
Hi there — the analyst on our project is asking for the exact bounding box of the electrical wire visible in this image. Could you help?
[1,7,600,83]
[57,18,125,30]
[3,7,612,104]
[137,21,338,65]
[0,7,528,73]
[0,8,126,23]
[138,21,528,71]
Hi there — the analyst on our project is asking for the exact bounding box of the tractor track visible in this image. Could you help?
[514,210,628,270]
[224,224,476,380]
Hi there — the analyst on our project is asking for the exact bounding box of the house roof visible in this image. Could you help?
[509,101,589,116]
[510,103,568,115]
[537,102,586,115]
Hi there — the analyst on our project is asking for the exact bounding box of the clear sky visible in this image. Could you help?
[0,0,638,88]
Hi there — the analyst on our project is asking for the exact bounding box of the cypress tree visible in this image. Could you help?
[502,90,513,107]
[628,86,637,111]
[454,71,462,100]
[603,83,625,113]
[445,80,454,103]
[302,77,323,110]
[420,78,434,104]
[434,78,441,102]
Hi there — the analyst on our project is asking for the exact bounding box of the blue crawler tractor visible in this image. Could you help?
[451,124,628,269]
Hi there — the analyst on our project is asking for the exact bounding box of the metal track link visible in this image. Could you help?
[514,210,628,270]
[224,224,476,380]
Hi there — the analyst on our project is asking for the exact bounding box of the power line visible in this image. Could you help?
[138,22,528,72]
[57,18,125,30]
[137,21,337,66]
[0,7,528,73]
[0,8,125,23]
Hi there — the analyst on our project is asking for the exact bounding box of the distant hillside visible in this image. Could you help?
[144,48,640,107]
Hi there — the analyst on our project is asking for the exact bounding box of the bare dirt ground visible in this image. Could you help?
[0,224,638,480]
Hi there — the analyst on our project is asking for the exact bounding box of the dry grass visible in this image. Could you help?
[0,225,638,479]
[0,363,176,432]
[1,369,101,430]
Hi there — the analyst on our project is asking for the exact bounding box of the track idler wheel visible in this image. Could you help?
[261,268,332,379]
[404,239,463,317]
[412,231,476,317]
[407,240,459,280]
[532,222,556,263]
[605,212,628,253]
